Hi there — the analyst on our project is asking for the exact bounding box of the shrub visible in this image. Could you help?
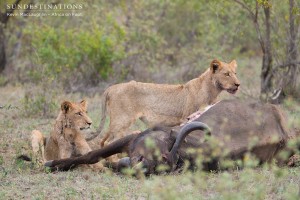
[23,22,125,88]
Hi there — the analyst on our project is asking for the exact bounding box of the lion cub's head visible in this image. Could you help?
[60,100,92,131]
[210,59,240,94]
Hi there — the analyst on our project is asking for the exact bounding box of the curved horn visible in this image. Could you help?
[168,121,211,170]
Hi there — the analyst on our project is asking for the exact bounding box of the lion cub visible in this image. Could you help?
[31,100,93,162]
[92,59,240,147]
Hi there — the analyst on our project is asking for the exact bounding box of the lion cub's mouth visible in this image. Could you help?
[80,127,90,130]
[227,88,238,94]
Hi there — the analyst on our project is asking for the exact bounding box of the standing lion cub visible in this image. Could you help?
[91,59,240,146]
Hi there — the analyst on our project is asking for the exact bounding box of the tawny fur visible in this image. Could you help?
[96,59,240,146]
[31,130,45,161]
[31,100,93,162]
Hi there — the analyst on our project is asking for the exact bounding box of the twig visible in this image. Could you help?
[233,0,255,19]
[233,0,265,52]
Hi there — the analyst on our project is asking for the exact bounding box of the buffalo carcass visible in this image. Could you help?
[45,100,298,174]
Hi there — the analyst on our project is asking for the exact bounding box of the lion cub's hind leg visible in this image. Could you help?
[100,115,135,147]
[31,130,46,163]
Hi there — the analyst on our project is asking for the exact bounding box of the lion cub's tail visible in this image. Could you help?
[31,130,46,162]
[86,89,110,141]
[98,89,109,132]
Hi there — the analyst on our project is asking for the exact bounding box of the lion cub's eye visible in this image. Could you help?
[224,72,230,77]
[76,112,82,116]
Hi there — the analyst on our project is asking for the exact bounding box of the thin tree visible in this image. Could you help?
[234,0,300,101]
[0,0,22,73]
[233,0,273,97]
[284,0,299,95]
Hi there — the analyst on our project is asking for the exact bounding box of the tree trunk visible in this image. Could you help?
[284,0,299,94]
[0,25,6,73]
[260,5,273,96]
[0,0,23,73]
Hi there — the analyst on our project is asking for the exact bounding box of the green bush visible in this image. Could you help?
[24,22,125,86]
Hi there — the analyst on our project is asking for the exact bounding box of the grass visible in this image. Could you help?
[0,71,300,199]
[0,170,142,199]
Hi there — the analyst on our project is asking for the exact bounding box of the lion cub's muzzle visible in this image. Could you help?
[80,122,92,130]
[227,83,240,94]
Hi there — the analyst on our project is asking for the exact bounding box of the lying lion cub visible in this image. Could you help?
[89,59,240,147]
[31,100,93,162]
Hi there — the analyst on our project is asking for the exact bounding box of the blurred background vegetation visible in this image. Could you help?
[0,0,299,115]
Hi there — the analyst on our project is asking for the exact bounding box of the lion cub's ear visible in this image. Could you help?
[79,100,87,111]
[210,59,222,73]
[230,60,237,71]
[61,101,73,114]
